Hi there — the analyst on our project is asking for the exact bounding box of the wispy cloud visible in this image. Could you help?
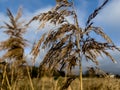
[0,1,120,72]
[95,0,120,27]
[76,0,88,27]
[0,6,53,42]
[0,6,53,64]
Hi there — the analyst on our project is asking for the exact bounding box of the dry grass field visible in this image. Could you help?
[1,76,120,90]
[0,0,120,90]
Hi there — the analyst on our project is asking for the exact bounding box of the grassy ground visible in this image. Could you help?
[1,76,120,90]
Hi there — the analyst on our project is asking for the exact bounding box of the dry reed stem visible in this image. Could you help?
[0,0,117,90]
[26,65,34,90]
[5,75,11,90]
[1,65,7,87]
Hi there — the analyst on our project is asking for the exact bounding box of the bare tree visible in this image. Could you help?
[28,0,119,90]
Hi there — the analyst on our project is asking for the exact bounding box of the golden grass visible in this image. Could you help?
[0,1,119,90]
[1,76,120,90]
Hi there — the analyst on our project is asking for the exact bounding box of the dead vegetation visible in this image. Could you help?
[28,0,120,89]
[0,0,120,90]
[29,0,119,72]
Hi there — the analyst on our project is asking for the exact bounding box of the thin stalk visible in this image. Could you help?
[1,64,11,90]
[54,80,58,90]
[6,74,11,90]
[76,32,83,90]
[26,65,34,90]
[12,81,17,90]
[11,63,14,86]
[79,54,83,90]
[71,0,83,90]
[1,65,7,87]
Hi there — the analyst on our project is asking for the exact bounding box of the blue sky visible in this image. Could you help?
[0,0,120,74]
[1,0,118,45]
[0,0,55,13]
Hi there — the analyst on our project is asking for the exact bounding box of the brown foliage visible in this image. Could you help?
[0,8,28,62]
[29,0,119,73]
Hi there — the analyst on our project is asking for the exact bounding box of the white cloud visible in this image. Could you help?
[0,6,53,64]
[0,13,9,41]
[0,1,120,70]
[0,5,54,42]
[95,0,120,27]
[77,0,88,28]
[73,49,120,75]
